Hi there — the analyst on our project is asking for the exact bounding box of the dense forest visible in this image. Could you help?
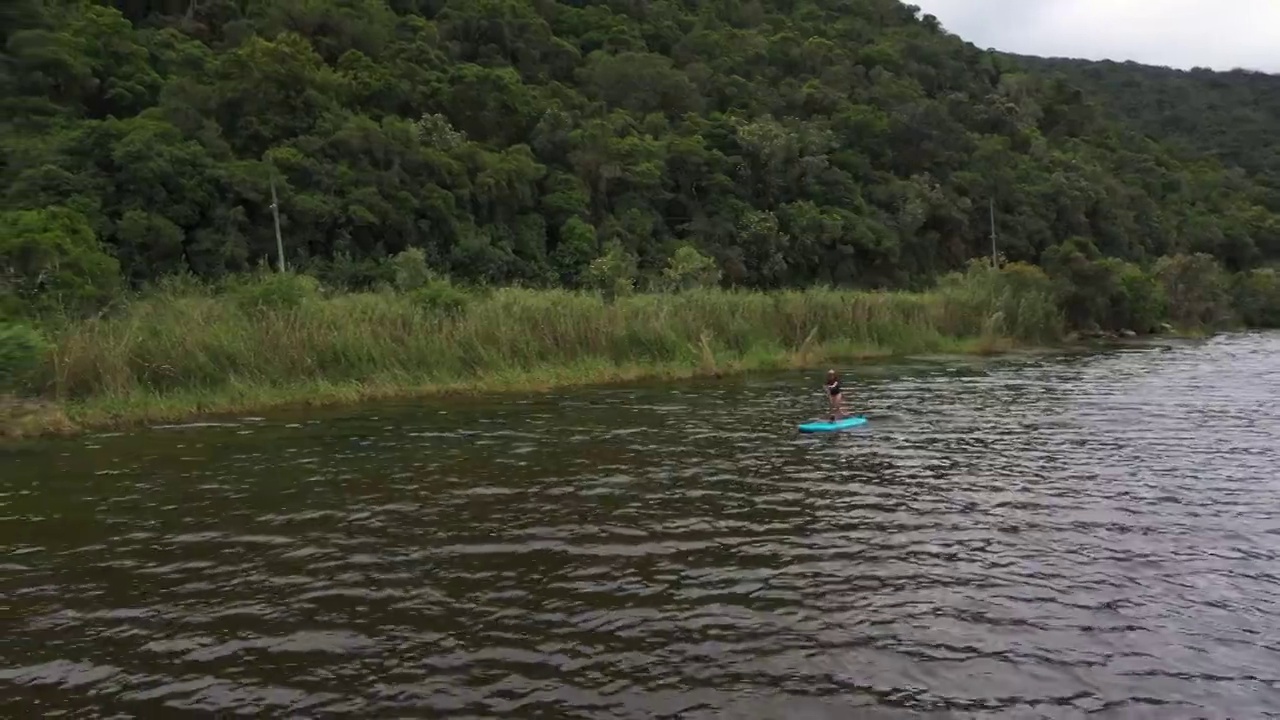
[1008,54,1280,207]
[2,0,1279,310]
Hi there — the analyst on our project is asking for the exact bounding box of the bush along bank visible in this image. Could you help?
[3,247,1278,440]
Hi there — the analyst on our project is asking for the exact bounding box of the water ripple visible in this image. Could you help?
[3,333,1280,718]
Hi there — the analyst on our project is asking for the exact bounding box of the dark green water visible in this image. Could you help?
[4,333,1280,718]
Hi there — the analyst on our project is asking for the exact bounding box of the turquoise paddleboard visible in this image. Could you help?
[798,415,867,433]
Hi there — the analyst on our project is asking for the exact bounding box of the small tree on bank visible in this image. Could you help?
[661,245,721,292]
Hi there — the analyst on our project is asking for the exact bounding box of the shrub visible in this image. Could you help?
[661,245,722,292]
[0,207,122,318]
[1100,258,1167,334]
[409,279,471,315]
[0,323,49,394]
[585,240,638,299]
[1153,253,1233,329]
[307,250,395,291]
[554,217,598,286]
[1042,239,1170,334]
[228,271,321,313]
[937,260,1063,342]
[150,270,212,298]
[391,247,436,292]
[1233,268,1280,328]
[1042,237,1114,331]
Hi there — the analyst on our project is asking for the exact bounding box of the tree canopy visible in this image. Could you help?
[2,0,1278,298]
[1007,54,1280,211]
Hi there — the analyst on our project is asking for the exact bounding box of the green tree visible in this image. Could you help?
[553,216,597,287]
[0,0,1278,311]
[1234,268,1280,328]
[585,239,637,298]
[0,323,48,394]
[0,207,121,317]
[661,245,721,291]
[1153,253,1233,329]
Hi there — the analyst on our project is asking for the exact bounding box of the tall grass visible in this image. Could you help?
[16,262,1064,427]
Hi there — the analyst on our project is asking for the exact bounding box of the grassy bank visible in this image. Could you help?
[1,262,1062,439]
[6,251,1276,440]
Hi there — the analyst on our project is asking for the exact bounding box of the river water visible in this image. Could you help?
[3,333,1280,718]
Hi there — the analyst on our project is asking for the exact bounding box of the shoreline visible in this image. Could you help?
[4,336,1030,442]
[3,332,1205,443]
[2,264,1233,444]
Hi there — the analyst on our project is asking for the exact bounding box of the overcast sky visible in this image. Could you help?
[912,0,1280,72]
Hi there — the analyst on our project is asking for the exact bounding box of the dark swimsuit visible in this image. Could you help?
[827,380,842,397]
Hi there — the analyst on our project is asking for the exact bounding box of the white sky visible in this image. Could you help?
[912,0,1280,72]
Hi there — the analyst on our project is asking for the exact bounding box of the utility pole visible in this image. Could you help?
[269,173,285,272]
[989,196,998,268]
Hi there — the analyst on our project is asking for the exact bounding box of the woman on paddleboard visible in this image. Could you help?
[825,369,845,420]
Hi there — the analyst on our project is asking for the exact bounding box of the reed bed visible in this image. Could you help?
[14,263,1064,431]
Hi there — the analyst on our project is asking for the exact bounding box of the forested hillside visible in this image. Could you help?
[1008,54,1280,206]
[4,0,1278,305]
